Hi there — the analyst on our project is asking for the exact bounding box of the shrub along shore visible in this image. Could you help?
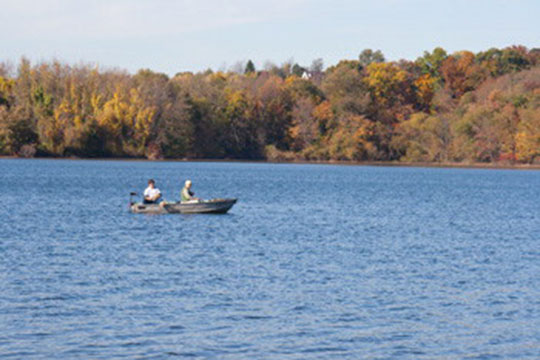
[1,46,539,164]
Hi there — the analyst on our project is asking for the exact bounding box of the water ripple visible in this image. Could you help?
[0,160,539,359]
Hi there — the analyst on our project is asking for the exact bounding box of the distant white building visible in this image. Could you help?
[301,71,311,79]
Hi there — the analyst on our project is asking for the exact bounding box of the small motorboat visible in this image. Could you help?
[129,193,237,214]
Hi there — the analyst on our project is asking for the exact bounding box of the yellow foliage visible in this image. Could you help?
[288,123,301,140]
[326,115,375,160]
[312,101,333,122]
[130,88,155,142]
[98,91,128,135]
[414,74,436,110]
[90,93,103,115]
[285,76,298,86]
[94,88,156,154]
[0,76,15,94]
[225,89,250,118]
[207,72,228,85]
[364,63,408,105]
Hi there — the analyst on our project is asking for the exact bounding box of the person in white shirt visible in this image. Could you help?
[143,179,162,204]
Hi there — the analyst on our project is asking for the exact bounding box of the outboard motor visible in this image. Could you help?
[129,192,137,208]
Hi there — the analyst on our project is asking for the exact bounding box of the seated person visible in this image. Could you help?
[181,180,200,203]
[143,179,163,204]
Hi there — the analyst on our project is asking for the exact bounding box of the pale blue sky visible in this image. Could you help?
[1,0,538,75]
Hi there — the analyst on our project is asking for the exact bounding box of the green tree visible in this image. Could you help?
[244,60,256,74]
[415,47,448,82]
[292,63,306,77]
[359,49,385,68]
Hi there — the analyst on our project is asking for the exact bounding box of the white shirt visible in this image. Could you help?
[144,186,161,199]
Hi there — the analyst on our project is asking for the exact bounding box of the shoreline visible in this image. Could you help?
[1,155,539,170]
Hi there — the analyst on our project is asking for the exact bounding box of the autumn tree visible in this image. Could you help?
[441,51,488,98]
[323,60,370,115]
[359,49,385,68]
[392,112,451,162]
[0,46,536,164]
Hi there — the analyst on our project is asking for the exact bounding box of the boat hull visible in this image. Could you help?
[130,198,237,214]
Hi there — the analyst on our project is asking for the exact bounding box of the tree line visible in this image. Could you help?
[0,45,538,163]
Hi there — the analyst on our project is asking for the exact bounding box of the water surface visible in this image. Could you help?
[1,159,539,359]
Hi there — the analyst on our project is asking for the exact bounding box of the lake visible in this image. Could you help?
[1,159,539,359]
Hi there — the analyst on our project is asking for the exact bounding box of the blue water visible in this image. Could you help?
[1,159,539,359]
